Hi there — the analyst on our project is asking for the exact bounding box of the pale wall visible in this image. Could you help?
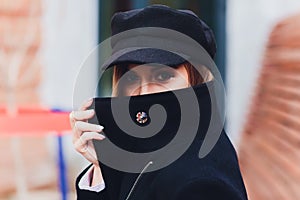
[40,0,99,110]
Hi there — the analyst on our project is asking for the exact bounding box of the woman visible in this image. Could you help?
[70,5,248,200]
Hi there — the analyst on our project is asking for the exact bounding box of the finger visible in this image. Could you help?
[69,111,75,127]
[74,132,105,153]
[69,109,96,130]
[83,140,99,164]
[75,139,99,164]
[73,109,95,121]
[81,131,106,142]
[79,98,94,111]
[73,121,104,139]
[81,133,105,162]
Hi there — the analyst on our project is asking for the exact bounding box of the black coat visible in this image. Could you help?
[75,81,248,200]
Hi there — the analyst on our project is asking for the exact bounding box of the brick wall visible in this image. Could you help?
[239,13,300,200]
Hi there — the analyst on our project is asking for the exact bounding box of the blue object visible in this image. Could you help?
[58,135,68,200]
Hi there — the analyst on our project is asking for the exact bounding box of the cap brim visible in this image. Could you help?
[103,48,187,69]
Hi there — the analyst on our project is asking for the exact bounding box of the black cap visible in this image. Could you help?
[105,4,217,68]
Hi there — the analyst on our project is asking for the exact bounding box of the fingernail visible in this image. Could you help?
[87,109,94,114]
[87,98,93,103]
[97,125,104,130]
[98,134,106,139]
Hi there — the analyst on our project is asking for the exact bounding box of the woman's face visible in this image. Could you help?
[116,64,190,96]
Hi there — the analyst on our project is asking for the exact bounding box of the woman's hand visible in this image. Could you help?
[70,98,105,166]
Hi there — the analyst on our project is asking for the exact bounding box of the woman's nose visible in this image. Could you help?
[139,83,152,95]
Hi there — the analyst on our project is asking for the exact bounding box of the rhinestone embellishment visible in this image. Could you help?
[136,111,148,124]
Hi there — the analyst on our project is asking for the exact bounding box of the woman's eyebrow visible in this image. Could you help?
[150,66,172,72]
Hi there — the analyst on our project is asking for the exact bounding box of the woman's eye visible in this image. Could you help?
[124,73,139,83]
[155,72,175,82]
